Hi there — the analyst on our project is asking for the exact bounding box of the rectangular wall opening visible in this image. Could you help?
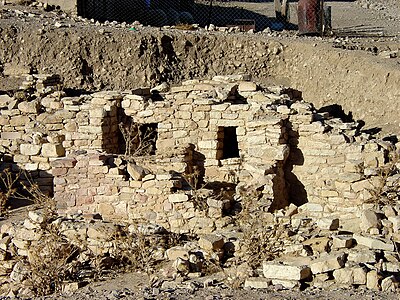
[118,120,158,156]
[139,123,158,155]
[218,126,240,159]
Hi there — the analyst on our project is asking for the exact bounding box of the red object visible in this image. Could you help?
[297,0,321,35]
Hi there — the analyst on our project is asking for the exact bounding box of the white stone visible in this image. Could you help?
[41,143,65,157]
[271,279,300,289]
[310,253,346,274]
[315,217,339,230]
[262,262,311,281]
[360,210,381,232]
[198,234,224,252]
[353,234,394,251]
[381,276,398,292]
[166,246,189,260]
[332,235,354,249]
[244,277,271,289]
[366,270,380,290]
[20,144,41,156]
[168,194,189,203]
[238,82,257,92]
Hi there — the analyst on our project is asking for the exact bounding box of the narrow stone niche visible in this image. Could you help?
[217,126,240,160]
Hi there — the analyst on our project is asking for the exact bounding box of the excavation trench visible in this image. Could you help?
[1,25,399,134]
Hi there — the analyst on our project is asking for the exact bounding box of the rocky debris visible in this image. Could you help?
[2,198,400,297]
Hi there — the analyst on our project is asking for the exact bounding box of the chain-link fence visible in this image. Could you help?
[78,0,297,30]
[77,0,395,37]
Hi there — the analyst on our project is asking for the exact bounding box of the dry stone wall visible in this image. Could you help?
[0,74,398,233]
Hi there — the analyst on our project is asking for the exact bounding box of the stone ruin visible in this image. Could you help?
[0,74,400,295]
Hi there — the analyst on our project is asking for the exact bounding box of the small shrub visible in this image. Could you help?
[236,187,286,269]
[0,169,21,217]
[25,224,79,295]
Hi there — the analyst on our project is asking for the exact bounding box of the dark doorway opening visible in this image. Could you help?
[219,127,240,159]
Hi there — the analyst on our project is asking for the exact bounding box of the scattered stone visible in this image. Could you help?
[198,234,224,252]
[263,262,311,281]
[310,253,346,274]
[244,277,271,289]
[353,234,394,251]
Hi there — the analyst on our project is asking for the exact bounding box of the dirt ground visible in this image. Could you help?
[1,1,400,135]
[0,1,400,299]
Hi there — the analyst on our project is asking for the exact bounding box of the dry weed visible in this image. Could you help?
[25,224,79,295]
[0,168,21,216]
[119,122,157,159]
[236,187,285,269]
[366,150,400,206]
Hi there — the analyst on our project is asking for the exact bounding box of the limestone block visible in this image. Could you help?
[0,94,12,108]
[28,211,45,224]
[303,237,330,254]
[382,262,400,273]
[198,140,218,149]
[86,223,117,241]
[12,239,30,250]
[333,268,353,285]
[238,81,257,92]
[360,210,381,232]
[291,102,313,114]
[353,234,394,251]
[41,143,65,157]
[166,246,190,261]
[271,279,300,289]
[127,163,149,181]
[315,217,339,231]
[310,253,346,274]
[1,132,22,140]
[12,228,40,241]
[23,218,39,230]
[0,236,11,251]
[244,277,271,289]
[366,270,380,290]
[20,144,41,156]
[381,276,399,292]
[333,267,366,285]
[388,216,400,233]
[18,100,39,113]
[24,163,39,171]
[332,235,354,249]
[207,198,230,210]
[10,115,30,126]
[262,262,311,281]
[198,234,224,252]
[353,267,367,285]
[277,105,290,114]
[298,203,324,213]
[168,194,189,203]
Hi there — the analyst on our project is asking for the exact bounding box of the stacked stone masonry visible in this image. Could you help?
[0,74,398,233]
[1,74,400,295]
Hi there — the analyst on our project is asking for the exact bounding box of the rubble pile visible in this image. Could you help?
[1,199,400,297]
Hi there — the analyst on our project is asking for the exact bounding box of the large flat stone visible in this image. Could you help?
[263,262,311,281]
[353,234,394,251]
[310,253,346,274]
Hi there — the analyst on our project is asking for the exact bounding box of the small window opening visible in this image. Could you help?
[139,123,158,155]
[118,120,158,156]
[218,127,240,159]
